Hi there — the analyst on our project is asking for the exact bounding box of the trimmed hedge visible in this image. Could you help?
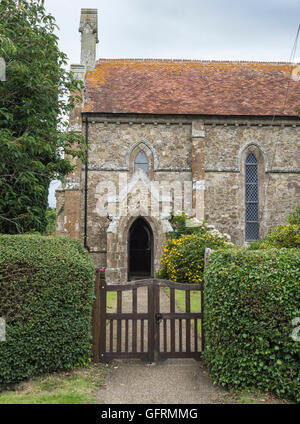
[204,248,300,402]
[0,235,95,388]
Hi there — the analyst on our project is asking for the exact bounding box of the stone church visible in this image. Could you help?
[56,9,300,283]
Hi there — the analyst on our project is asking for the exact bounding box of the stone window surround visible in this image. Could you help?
[129,141,155,180]
[126,140,159,172]
[237,141,269,173]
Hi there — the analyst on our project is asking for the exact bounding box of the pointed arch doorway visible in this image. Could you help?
[128,217,153,280]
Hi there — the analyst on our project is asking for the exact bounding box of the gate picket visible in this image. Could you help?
[96,275,204,363]
[186,290,191,353]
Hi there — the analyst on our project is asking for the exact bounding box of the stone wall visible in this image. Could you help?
[204,123,299,171]
[86,120,192,170]
[79,118,194,281]
[57,114,300,281]
[203,119,300,245]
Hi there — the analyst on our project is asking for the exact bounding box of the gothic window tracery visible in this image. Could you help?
[245,153,259,241]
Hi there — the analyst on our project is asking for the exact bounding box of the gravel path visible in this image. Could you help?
[96,358,230,404]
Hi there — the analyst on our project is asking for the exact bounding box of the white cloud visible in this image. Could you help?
[45,0,300,63]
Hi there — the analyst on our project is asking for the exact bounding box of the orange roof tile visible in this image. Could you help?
[84,59,300,116]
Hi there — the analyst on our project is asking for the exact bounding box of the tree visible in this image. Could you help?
[0,0,86,234]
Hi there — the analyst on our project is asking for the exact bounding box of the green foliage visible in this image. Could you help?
[44,208,56,236]
[168,212,208,238]
[204,248,300,402]
[287,205,300,225]
[0,0,86,234]
[0,235,95,389]
[249,206,300,250]
[260,224,300,249]
[158,212,232,283]
[158,233,231,284]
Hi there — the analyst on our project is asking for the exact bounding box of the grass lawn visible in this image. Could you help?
[0,364,108,404]
[106,291,117,313]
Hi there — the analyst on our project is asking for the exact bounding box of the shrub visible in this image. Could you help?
[0,235,95,389]
[158,233,231,284]
[158,212,232,283]
[263,224,300,248]
[287,205,300,225]
[168,211,232,241]
[204,248,300,402]
[249,224,300,250]
[249,205,300,250]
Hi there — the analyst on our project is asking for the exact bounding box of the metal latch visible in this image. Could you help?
[155,313,163,325]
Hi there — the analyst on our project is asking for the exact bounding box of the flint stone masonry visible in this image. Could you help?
[57,114,300,281]
[86,122,192,170]
[205,124,299,171]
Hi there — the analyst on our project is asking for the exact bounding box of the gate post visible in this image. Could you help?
[153,280,160,362]
[99,276,107,362]
[92,270,100,362]
[201,279,205,351]
[204,247,214,268]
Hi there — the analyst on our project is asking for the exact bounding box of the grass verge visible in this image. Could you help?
[0,364,108,404]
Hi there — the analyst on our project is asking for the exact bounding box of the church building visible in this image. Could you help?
[56,9,300,283]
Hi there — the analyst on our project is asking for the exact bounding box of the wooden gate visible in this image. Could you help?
[92,272,204,363]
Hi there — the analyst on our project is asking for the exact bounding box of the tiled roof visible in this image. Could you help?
[84,59,300,116]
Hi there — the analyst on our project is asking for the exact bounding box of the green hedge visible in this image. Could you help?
[0,235,95,389]
[204,248,300,402]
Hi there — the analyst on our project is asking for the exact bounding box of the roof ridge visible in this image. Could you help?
[96,58,296,65]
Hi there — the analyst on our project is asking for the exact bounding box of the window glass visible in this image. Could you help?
[134,151,149,175]
[245,153,259,241]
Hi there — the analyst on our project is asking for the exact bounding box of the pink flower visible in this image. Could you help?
[99,268,105,272]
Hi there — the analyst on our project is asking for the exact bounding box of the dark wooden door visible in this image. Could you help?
[128,218,153,280]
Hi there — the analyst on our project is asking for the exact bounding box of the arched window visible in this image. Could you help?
[245,153,259,241]
[134,151,149,175]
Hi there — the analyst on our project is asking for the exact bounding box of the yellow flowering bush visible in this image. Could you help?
[158,214,232,283]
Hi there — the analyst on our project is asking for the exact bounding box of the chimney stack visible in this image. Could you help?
[79,9,99,70]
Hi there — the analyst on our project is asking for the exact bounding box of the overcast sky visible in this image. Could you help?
[47,0,300,207]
